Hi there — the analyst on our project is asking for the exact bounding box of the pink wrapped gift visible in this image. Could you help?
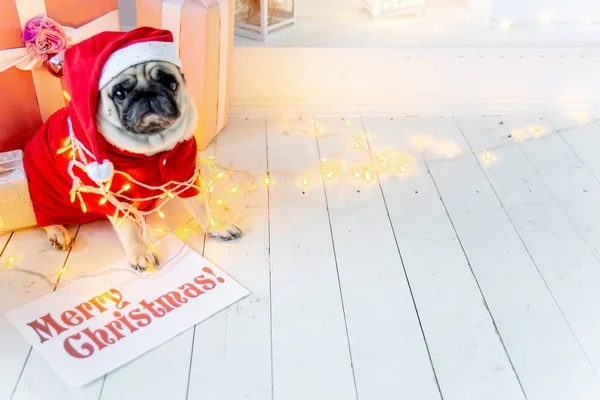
[137,0,234,150]
[0,0,120,153]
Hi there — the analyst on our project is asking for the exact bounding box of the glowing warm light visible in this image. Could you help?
[358,134,367,140]
[364,171,373,182]
[156,227,164,233]
[158,210,165,218]
[310,118,314,127]
[122,183,131,191]
[56,146,69,155]
[377,156,389,165]
[210,218,216,227]
[399,166,407,174]
[402,156,410,163]
[99,197,108,205]
[353,143,361,149]
[283,116,288,123]
[341,165,347,172]
[532,126,545,134]
[484,152,493,161]
[209,186,214,193]
[263,176,271,186]
[101,282,106,292]
[216,173,225,179]
[7,256,16,264]
[302,177,310,186]
[63,137,71,147]
[62,91,71,101]
[230,186,240,193]
[325,172,334,179]
[354,172,361,179]
[105,181,111,191]
[167,192,175,198]
[217,199,224,205]
[320,158,327,163]
[80,201,88,213]
[346,120,352,128]
[59,267,67,275]
[70,191,76,203]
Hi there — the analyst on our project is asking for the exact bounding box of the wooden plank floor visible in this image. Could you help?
[2,113,600,400]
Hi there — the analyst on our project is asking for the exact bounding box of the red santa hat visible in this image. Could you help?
[62,27,183,182]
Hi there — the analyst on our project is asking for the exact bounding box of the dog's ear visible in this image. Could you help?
[180,71,186,83]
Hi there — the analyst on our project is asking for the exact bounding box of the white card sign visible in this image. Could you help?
[6,234,249,388]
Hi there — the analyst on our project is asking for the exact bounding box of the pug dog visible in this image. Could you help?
[41,61,241,269]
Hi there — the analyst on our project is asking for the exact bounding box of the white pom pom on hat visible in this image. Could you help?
[86,160,114,182]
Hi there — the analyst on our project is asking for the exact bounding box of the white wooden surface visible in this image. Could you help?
[3,114,600,400]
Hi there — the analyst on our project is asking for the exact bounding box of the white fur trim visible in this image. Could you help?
[99,41,182,89]
[86,160,114,182]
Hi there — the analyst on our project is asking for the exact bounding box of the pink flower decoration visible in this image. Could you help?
[22,17,67,62]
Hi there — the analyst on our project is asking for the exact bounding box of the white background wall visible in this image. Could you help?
[470,0,600,23]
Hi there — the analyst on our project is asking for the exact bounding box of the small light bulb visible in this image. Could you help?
[101,282,106,292]
[81,201,88,213]
[104,181,111,191]
[230,186,239,193]
[156,227,164,233]
[62,90,71,102]
[7,256,16,264]
[63,137,71,147]
[403,156,410,163]
[484,152,493,161]
[364,171,373,182]
[326,172,334,179]
[358,134,367,140]
[217,199,224,205]
[532,126,545,134]
[210,218,216,227]
[353,143,361,149]
[59,267,67,275]
[399,166,407,174]
[448,142,456,148]
[167,192,175,198]
[209,186,214,193]
[216,173,225,179]
[122,183,131,191]
[283,116,288,123]
[310,118,315,126]
[320,158,327,163]
[377,156,388,165]
[99,197,108,205]
[514,131,524,137]
[354,172,361,179]
[346,120,352,128]
[302,177,310,186]
[158,210,165,218]
[263,176,271,185]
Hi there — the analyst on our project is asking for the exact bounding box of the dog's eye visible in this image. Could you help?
[168,82,177,92]
[113,89,126,101]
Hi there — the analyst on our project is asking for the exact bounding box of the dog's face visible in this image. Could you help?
[97,61,198,155]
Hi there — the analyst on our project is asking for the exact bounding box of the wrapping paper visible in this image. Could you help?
[137,0,234,150]
[0,0,119,153]
[0,150,37,233]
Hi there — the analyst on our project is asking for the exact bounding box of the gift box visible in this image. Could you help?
[0,150,37,233]
[0,0,120,153]
[137,0,234,150]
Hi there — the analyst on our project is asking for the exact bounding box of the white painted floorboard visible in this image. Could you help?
[3,114,600,400]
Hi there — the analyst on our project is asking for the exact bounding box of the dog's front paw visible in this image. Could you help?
[44,225,73,251]
[207,224,243,241]
[129,247,159,271]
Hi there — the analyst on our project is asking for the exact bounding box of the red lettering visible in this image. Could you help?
[74,302,95,320]
[113,311,139,334]
[81,327,116,350]
[128,308,152,327]
[140,300,168,318]
[104,320,127,341]
[103,289,131,310]
[179,282,203,298]
[154,291,188,313]
[194,276,217,291]
[63,332,95,359]
[88,295,109,314]
[26,313,68,344]
[61,310,84,327]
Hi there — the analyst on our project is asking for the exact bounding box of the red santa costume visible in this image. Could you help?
[23,27,199,228]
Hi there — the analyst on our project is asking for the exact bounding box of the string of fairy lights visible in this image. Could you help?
[0,113,596,291]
